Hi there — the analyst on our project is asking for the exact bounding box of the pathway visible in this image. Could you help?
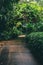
[0,40,38,65]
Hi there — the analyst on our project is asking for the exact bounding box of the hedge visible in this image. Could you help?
[26,32,43,65]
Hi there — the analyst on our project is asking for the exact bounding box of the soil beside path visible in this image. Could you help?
[0,40,38,65]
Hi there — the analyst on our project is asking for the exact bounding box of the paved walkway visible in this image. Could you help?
[9,45,38,65]
[0,40,38,65]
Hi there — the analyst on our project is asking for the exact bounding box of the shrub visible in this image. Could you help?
[31,22,43,32]
[26,32,43,65]
[0,27,23,40]
[14,2,43,34]
[12,27,22,38]
[25,23,34,34]
[23,22,43,34]
[36,22,43,31]
[0,31,12,40]
[15,2,43,23]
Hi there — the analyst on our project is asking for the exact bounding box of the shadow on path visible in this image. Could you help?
[0,46,9,65]
[0,40,38,65]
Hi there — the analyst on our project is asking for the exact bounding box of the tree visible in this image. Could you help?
[0,0,19,40]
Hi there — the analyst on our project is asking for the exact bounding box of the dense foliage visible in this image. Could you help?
[15,2,43,23]
[0,1,43,40]
[0,0,20,40]
[15,2,43,33]
[26,32,43,65]
[0,1,43,65]
[20,0,43,6]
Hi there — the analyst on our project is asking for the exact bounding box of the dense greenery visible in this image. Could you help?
[0,1,43,40]
[20,0,43,6]
[26,32,43,65]
[15,2,43,23]
[0,1,43,65]
[14,2,43,34]
[0,0,20,40]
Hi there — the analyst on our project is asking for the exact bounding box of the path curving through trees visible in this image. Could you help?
[0,40,38,65]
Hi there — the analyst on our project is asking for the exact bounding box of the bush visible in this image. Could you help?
[26,32,43,65]
[25,23,34,34]
[15,2,43,23]
[35,22,43,31]
[30,22,43,32]
[23,22,43,34]
[14,2,43,34]
[0,27,23,40]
